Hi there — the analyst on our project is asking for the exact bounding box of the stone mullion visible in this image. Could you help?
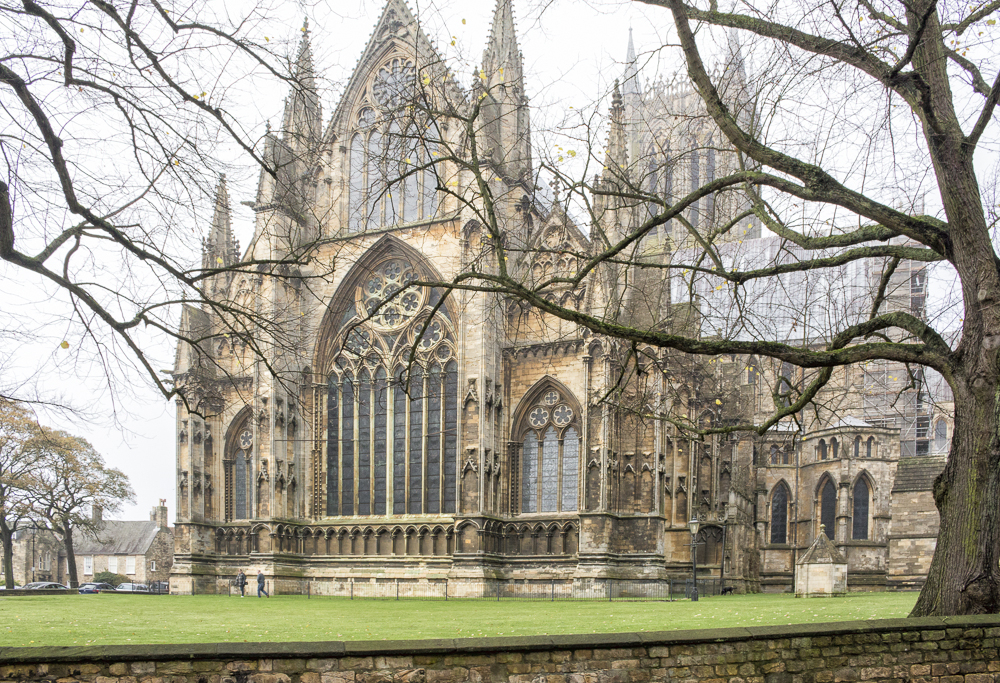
[312,384,323,518]
[387,381,395,517]
[421,372,429,515]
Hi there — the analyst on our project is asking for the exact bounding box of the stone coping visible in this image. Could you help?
[2,614,1000,664]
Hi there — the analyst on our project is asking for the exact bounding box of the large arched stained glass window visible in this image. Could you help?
[517,387,581,514]
[770,482,789,544]
[852,478,870,540]
[820,478,837,539]
[325,255,457,517]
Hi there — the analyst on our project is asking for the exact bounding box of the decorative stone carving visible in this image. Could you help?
[464,378,478,408]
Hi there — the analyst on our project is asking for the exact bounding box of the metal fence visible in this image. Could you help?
[270,577,729,601]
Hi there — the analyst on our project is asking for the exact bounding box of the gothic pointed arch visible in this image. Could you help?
[851,471,874,541]
[816,473,838,540]
[223,406,254,522]
[511,376,583,515]
[314,234,455,374]
[319,237,458,519]
[769,480,791,545]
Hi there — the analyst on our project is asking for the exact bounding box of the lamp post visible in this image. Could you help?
[688,517,700,602]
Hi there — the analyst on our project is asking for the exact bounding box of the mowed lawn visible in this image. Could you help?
[1,592,918,647]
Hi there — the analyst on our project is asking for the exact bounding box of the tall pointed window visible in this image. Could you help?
[517,387,581,514]
[820,478,837,539]
[770,482,789,544]
[852,478,870,540]
[225,422,253,521]
[325,255,457,517]
[344,60,440,234]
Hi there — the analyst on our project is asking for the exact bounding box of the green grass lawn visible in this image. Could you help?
[0,592,918,647]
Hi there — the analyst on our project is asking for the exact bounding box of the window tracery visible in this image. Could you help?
[225,422,253,521]
[326,255,457,518]
[516,386,580,514]
[345,59,439,234]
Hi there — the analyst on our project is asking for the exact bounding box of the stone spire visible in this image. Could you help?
[482,0,523,86]
[604,80,628,176]
[281,18,322,150]
[479,0,532,181]
[202,174,238,270]
[622,28,641,98]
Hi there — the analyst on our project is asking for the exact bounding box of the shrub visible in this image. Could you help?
[94,571,128,587]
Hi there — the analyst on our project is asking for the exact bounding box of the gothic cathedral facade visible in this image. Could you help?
[170,0,946,595]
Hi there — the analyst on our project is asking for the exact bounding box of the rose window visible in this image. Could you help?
[552,404,573,426]
[239,429,253,449]
[359,259,423,330]
[529,407,549,427]
[543,391,559,406]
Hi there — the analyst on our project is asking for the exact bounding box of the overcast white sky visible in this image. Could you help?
[9,0,982,523]
[15,0,681,523]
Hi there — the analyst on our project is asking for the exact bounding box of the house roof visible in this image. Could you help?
[797,530,846,565]
[892,454,946,493]
[73,521,165,555]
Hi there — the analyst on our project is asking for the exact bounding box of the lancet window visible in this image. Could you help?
[224,421,254,521]
[325,256,457,517]
[517,387,581,514]
[346,58,439,233]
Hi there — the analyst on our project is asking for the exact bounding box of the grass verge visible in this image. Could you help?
[1,592,918,647]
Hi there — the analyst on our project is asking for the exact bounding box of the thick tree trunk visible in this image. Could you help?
[61,523,78,588]
[1,519,14,589]
[911,374,1000,615]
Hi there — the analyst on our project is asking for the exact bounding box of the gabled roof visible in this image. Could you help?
[73,521,166,556]
[797,530,846,565]
[323,0,458,142]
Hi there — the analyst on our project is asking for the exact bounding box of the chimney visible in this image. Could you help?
[151,500,169,530]
[92,505,102,525]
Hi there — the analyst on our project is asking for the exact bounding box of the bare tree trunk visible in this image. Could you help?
[60,522,78,588]
[0,519,14,589]
[912,375,1000,615]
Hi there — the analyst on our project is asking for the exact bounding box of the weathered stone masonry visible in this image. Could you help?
[4,615,1000,683]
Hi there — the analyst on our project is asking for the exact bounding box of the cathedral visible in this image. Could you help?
[170,0,949,595]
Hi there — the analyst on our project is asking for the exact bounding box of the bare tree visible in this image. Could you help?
[345,0,1000,616]
[0,0,336,414]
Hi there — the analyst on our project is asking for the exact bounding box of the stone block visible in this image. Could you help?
[320,672,355,683]
[341,658,374,671]
[831,669,856,682]
[307,661,338,673]
[301,673,321,683]
[251,674,291,683]
[610,661,639,670]
[110,664,129,676]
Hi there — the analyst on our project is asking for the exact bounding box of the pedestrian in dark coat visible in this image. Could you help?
[236,569,247,597]
[257,570,269,598]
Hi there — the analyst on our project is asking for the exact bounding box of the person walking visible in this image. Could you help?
[256,570,269,598]
[236,569,247,597]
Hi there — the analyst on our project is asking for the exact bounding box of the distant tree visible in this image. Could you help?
[27,431,134,587]
[0,400,44,589]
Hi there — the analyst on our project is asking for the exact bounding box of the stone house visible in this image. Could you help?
[168,0,946,595]
[7,503,174,587]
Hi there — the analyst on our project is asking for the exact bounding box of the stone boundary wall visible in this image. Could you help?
[3,615,1000,683]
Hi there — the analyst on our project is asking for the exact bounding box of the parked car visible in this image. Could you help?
[115,583,149,593]
[78,582,116,594]
[21,582,68,590]
[149,581,169,594]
